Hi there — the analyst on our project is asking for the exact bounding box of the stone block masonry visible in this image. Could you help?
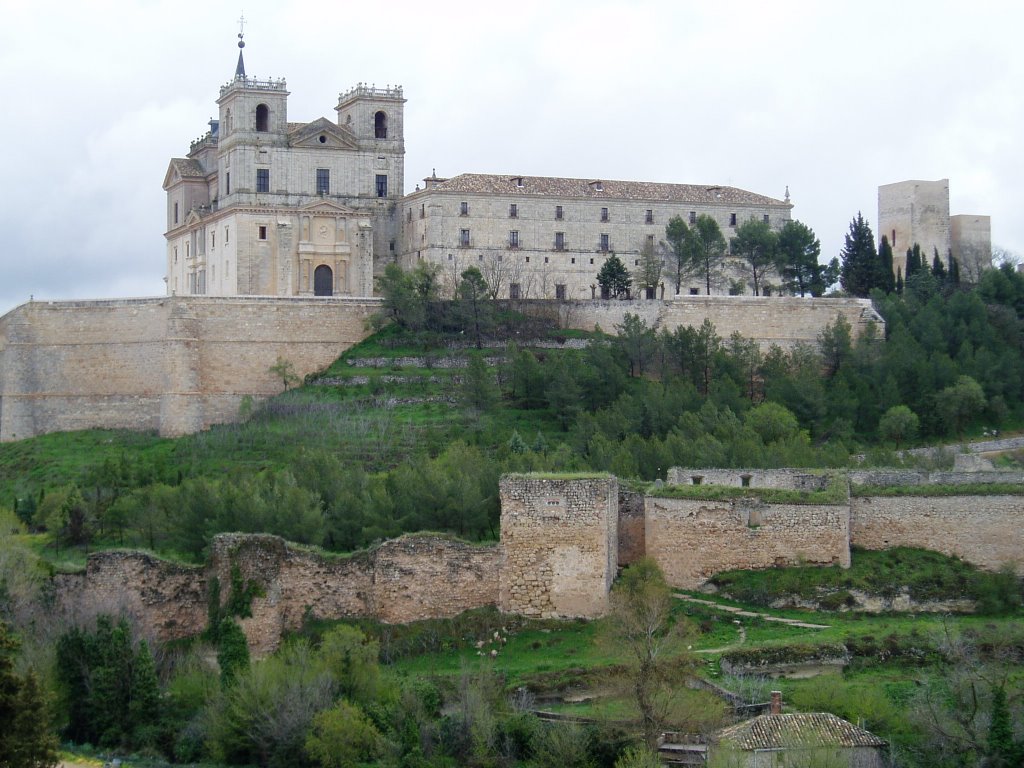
[499,475,618,618]
[851,495,1024,571]
[0,296,380,440]
[644,496,851,589]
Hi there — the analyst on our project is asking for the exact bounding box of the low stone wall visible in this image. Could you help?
[850,495,1024,572]
[849,469,1024,486]
[645,496,850,589]
[499,475,618,618]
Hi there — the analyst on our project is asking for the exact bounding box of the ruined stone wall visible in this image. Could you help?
[499,475,618,618]
[644,496,850,589]
[53,551,208,643]
[666,468,833,491]
[0,296,379,441]
[849,469,1024,486]
[617,486,646,565]
[850,495,1024,572]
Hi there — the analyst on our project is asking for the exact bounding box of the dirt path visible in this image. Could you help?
[678,594,828,654]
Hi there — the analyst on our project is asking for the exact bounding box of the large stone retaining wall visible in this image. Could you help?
[558,296,881,349]
[850,495,1024,571]
[644,496,851,589]
[0,296,379,441]
[499,475,618,618]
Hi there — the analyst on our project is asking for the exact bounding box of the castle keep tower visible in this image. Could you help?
[163,30,405,298]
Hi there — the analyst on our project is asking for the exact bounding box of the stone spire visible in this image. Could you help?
[234,14,246,78]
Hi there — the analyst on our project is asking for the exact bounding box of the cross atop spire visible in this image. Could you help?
[234,13,247,78]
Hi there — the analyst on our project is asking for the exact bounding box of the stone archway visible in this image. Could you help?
[313,264,333,296]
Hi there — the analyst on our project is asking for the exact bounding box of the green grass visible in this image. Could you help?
[708,546,1020,607]
[852,482,1024,497]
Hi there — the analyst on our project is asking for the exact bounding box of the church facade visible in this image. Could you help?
[164,41,793,300]
[163,39,405,299]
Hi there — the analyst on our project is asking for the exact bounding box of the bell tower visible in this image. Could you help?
[215,21,290,201]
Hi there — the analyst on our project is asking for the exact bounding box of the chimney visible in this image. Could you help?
[770,691,782,715]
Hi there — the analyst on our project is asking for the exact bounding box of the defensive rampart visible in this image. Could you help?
[558,295,882,349]
[645,495,851,589]
[0,296,380,441]
[50,467,1024,654]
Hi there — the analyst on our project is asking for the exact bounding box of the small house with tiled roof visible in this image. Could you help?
[710,693,887,768]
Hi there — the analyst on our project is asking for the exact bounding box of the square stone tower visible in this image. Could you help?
[878,179,951,275]
[499,474,618,619]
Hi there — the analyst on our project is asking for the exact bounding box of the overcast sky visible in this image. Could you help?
[1,0,1021,316]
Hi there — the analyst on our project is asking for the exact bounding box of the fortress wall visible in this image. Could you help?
[617,487,646,565]
[499,475,618,618]
[645,496,850,589]
[53,552,208,643]
[656,296,880,349]
[555,296,881,349]
[666,467,832,491]
[850,495,1024,572]
[0,296,379,441]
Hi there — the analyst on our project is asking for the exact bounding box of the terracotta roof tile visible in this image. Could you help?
[714,713,887,750]
[170,158,206,179]
[418,173,787,206]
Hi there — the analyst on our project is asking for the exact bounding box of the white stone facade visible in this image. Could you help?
[399,173,793,299]
[164,65,404,298]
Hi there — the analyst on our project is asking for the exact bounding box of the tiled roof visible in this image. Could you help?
[170,158,206,179]
[418,173,787,206]
[714,713,887,750]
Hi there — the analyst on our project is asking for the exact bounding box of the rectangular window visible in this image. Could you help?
[554,231,565,250]
[376,174,388,198]
[555,205,563,220]
[763,214,770,224]
[226,172,231,195]
[601,207,609,222]
[647,234,655,249]
[174,246,178,263]
[509,203,518,218]
[555,284,566,300]
[460,201,469,216]
[256,168,270,193]
[460,229,470,247]
[509,230,520,248]
[389,240,395,252]
[316,168,330,195]
[689,211,696,224]
[174,202,179,224]
[211,232,216,249]
[509,283,521,299]
[258,225,267,240]
[407,209,412,222]
[225,226,229,244]
[420,204,425,219]
[729,212,737,226]
[645,209,654,224]
[600,233,610,252]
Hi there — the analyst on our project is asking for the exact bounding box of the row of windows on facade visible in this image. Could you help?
[173,224,275,263]
[458,229,636,252]
[422,203,768,227]
[445,251,649,270]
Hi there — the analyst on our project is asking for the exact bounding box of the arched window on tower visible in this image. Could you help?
[374,111,387,139]
[256,103,269,132]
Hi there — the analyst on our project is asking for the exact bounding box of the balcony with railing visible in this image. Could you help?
[219,75,288,97]
[337,83,405,103]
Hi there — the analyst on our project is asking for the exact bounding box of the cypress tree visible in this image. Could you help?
[932,248,947,280]
[839,212,880,297]
[878,235,896,293]
[1,622,59,768]
[949,256,961,285]
[895,267,904,295]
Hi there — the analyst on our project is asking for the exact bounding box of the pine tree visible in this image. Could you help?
[839,212,881,297]
[1,622,59,768]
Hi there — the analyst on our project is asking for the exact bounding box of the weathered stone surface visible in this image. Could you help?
[499,475,618,619]
[645,497,851,590]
